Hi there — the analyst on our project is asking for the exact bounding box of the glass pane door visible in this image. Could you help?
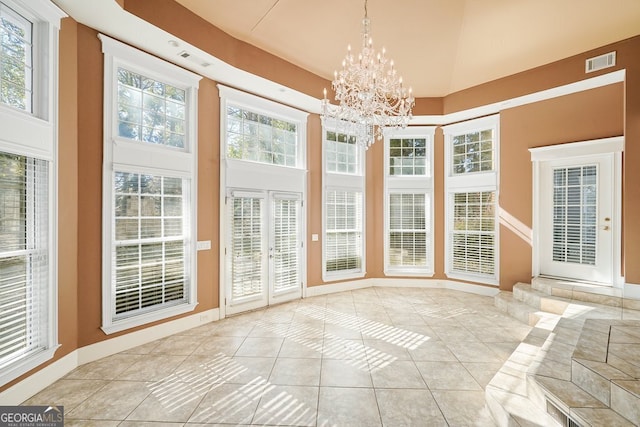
[226,191,302,314]
[271,195,302,299]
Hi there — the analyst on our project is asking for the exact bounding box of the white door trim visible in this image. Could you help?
[530,136,623,287]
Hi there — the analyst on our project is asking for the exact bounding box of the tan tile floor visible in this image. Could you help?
[24,287,534,426]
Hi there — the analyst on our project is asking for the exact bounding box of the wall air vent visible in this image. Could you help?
[585,51,616,73]
[547,399,581,427]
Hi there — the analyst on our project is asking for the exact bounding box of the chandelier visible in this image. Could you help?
[321,0,415,149]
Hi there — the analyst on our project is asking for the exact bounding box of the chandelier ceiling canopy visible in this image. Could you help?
[321,0,415,149]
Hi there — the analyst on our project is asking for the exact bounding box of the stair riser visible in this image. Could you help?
[611,382,640,425]
[513,284,569,315]
[571,360,610,405]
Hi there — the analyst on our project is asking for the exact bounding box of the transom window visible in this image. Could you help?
[0,3,32,112]
[325,130,358,174]
[389,137,428,176]
[117,68,186,148]
[226,105,298,167]
[452,129,494,174]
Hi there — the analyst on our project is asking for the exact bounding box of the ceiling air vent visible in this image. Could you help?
[177,50,211,68]
[585,51,616,73]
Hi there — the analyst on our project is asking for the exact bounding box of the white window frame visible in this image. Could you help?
[218,85,308,318]
[443,115,500,285]
[322,118,366,282]
[0,0,65,387]
[383,126,436,276]
[100,35,201,334]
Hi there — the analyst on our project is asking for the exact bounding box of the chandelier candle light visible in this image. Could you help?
[321,0,415,149]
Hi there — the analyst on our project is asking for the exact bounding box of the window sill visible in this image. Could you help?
[0,344,60,388]
[384,269,435,278]
[322,271,366,283]
[446,272,499,287]
[102,302,197,335]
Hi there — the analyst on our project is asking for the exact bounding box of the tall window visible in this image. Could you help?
[0,2,32,112]
[322,120,365,281]
[0,0,64,387]
[443,116,499,285]
[384,127,435,275]
[101,35,201,334]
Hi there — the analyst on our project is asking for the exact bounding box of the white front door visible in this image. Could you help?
[539,154,613,284]
[226,190,302,315]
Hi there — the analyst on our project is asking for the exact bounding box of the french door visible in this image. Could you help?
[539,154,614,284]
[226,190,303,314]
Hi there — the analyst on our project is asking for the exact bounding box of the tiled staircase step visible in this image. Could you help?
[531,277,624,307]
[611,379,640,425]
[530,375,607,415]
[513,283,570,315]
[494,291,542,326]
[571,358,632,405]
[569,407,636,427]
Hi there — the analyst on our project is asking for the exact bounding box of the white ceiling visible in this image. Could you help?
[174,0,640,96]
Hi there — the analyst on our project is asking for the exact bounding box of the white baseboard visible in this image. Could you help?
[306,277,500,297]
[623,282,640,300]
[0,308,219,405]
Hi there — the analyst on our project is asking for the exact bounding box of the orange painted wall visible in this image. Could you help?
[499,84,624,289]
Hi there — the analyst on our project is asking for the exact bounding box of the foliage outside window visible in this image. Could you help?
[452,129,494,174]
[226,105,298,167]
[117,68,186,148]
[325,130,358,174]
[389,137,427,176]
[0,3,32,112]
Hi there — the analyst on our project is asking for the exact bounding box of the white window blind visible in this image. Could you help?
[226,105,298,167]
[229,196,264,301]
[0,2,32,112]
[0,152,49,371]
[552,165,597,265]
[389,193,429,269]
[451,191,496,276]
[112,172,190,318]
[273,197,300,294]
[325,190,363,273]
